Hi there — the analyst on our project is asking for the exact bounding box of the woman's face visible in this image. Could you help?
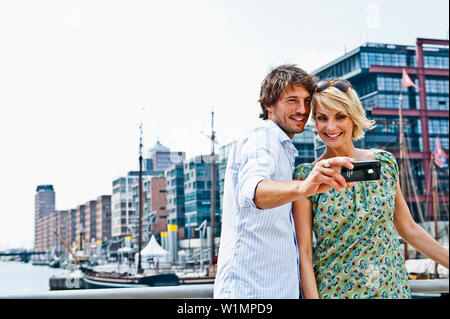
[314,102,355,149]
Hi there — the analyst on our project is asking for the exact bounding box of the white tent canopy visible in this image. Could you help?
[135,235,169,264]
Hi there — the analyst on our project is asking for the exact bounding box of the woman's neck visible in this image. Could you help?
[322,143,359,159]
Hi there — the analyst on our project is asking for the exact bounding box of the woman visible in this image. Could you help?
[293,79,449,299]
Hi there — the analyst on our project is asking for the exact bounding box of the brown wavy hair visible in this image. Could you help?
[259,64,316,119]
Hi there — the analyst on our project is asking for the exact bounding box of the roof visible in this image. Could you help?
[148,140,170,154]
[136,235,169,258]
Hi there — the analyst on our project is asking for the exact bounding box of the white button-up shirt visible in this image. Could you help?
[214,119,300,299]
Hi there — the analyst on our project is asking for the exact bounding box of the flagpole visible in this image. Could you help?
[398,89,408,261]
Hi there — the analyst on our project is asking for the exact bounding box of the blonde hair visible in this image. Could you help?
[311,86,375,140]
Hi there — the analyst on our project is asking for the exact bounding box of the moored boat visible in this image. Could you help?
[80,266,179,289]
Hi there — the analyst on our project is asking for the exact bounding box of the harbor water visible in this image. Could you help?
[0,261,66,295]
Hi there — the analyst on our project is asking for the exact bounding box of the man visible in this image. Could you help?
[214,65,354,299]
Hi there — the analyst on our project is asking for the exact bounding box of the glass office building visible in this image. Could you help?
[183,155,220,239]
[313,38,449,223]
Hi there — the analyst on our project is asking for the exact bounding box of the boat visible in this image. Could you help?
[177,265,216,285]
[79,123,181,289]
[48,257,61,268]
[80,266,179,289]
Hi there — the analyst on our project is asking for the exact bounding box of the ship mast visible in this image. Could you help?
[210,110,216,263]
[202,109,217,264]
[137,122,144,274]
[431,154,440,278]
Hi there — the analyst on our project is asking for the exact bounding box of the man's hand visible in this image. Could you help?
[299,157,355,198]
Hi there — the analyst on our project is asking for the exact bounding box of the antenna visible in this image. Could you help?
[156,121,160,143]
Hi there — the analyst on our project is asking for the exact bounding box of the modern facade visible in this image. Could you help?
[293,126,316,166]
[145,140,185,173]
[111,173,139,238]
[183,154,220,239]
[111,141,185,240]
[312,38,449,223]
[165,162,186,239]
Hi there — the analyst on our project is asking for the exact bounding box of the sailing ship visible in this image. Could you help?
[77,122,181,289]
[396,70,449,279]
[55,113,219,289]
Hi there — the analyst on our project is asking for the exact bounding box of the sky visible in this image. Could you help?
[0,0,448,250]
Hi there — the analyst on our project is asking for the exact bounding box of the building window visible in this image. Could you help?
[361,52,407,68]
[425,78,449,94]
[428,118,449,135]
[424,55,449,69]
[426,96,449,110]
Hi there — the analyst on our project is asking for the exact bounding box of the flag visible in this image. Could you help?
[432,138,448,168]
[401,68,418,89]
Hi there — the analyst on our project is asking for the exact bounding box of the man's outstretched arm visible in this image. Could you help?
[254,157,354,210]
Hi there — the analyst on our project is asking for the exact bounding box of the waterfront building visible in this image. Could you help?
[148,177,169,235]
[95,195,112,243]
[183,154,220,239]
[74,204,86,249]
[84,200,97,245]
[111,141,184,241]
[145,140,185,172]
[66,208,77,248]
[292,126,316,166]
[34,185,55,254]
[54,210,68,256]
[165,162,186,239]
[111,173,139,239]
[312,37,449,223]
[129,176,168,245]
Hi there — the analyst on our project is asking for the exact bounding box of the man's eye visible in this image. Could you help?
[287,99,298,103]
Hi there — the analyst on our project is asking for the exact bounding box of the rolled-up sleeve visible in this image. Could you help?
[236,130,276,211]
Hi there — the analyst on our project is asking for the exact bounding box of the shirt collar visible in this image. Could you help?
[263,120,299,158]
[264,119,292,143]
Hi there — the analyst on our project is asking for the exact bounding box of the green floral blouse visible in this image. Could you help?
[293,149,411,299]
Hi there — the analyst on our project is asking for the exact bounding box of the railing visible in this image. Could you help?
[0,280,447,299]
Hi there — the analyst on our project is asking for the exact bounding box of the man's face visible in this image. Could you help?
[266,85,311,139]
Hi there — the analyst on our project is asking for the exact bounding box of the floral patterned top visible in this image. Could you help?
[293,149,411,299]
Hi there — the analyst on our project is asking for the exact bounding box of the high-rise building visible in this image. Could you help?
[312,38,449,223]
[84,200,97,245]
[183,155,220,239]
[34,185,55,252]
[145,140,185,173]
[111,142,184,240]
[166,162,186,239]
[129,176,168,245]
[111,174,139,238]
[96,195,112,243]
